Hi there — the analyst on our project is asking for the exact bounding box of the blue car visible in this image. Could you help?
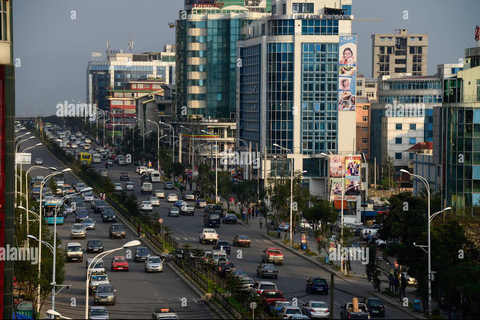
[306,277,329,294]
[174,200,186,207]
[75,207,90,223]
[222,213,237,224]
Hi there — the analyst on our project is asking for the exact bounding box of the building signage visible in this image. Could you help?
[321,14,352,20]
[475,25,480,41]
[328,155,362,201]
[192,0,224,8]
[338,36,357,111]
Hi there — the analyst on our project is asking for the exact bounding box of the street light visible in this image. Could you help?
[133,116,146,152]
[273,144,304,247]
[147,119,160,171]
[47,309,72,320]
[400,169,446,315]
[36,168,71,314]
[180,125,195,178]
[15,136,36,200]
[159,121,175,163]
[202,130,218,203]
[85,240,141,319]
[18,143,42,203]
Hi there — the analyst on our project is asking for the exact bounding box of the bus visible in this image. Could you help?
[78,152,92,165]
[43,198,65,225]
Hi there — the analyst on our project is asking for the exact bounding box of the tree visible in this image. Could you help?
[382,155,396,190]
[217,171,233,205]
[302,200,337,255]
[365,245,381,291]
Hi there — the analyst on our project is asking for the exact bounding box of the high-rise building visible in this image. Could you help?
[0,0,15,316]
[237,0,357,199]
[442,46,480,208]
[370,75,443,168]
[86,44,176,112]
[371,29,428,78]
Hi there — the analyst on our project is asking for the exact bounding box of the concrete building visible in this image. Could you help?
[0,0,15,316]
[356,74,377,101]
[86,44,176,112]
[442,46,480,209]
[237,0,358,201]
[371,29,428,78]
[356,97,371,161]
[370,74,442,169]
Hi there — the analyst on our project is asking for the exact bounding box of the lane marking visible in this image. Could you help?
[176,237,180,240]
[184,238,189,241]
[154,292,158,296]
[193,298,198,303]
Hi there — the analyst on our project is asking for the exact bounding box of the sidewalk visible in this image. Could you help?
[232,211,429,319]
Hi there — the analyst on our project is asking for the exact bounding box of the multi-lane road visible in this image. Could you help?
[22,135,417,319]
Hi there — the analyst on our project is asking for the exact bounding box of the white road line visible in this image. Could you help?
[334,302,340,306]
[190,238,196,241]
[175,237,180,240]
[144,281,149,285]
[154,292,158,296]
[193,298,198,303]
[184,237,189,240]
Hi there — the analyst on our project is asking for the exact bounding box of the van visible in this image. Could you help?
[343,217,363,226]
[93,154,102,163]
[66,242,84,262]
[361,228,378,240]
[86,258,106,275]
[118,156,126,166]
[150,171,161,183]
[204,213,221,228]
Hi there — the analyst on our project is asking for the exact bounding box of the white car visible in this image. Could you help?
[154,190,165,198]
[167,193,178,202]
[35,158,43,165]
[149,197,160,206]
[82,192,95,202]
[138,166,148,175]
[125,182,134,191]
[114,183,123,192]
[402,272,418,286]
[141,201,153,211]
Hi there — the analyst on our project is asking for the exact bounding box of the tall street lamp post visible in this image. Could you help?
[159,121,175,163]
[147,120,160,171]
[180,126,195,180]
[202,130,218,203]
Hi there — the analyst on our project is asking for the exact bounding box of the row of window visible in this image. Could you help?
[301,20,339,35]
[380,95,442,104]
[389,81,441,90]
[395,152,416,160]
[396,123,417,130]
[395,137,418,145]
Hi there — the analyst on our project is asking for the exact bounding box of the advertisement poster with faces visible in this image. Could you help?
[338,36,357,111]
[328,155,345,178]
[328,155,362,200]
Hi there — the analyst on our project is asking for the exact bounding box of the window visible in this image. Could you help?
[362,116,368,122]
[362,127,368,133]
[395,138,402,144]
[362,149,368,154]
[410,123,416,130]
[396,123,402,130]
[363,105,369,110]
[293,3,314,13]
[477,79,480,102]
[362,138,368,144]
[357,90,363,96]
[272,4,276,14]
[0,1,6,41]
[409,138,416,144]
[395,153,402,160]
[409,153,414,160]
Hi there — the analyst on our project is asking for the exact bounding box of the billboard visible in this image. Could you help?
[338,36,357,111]
[345,155,361,178]
[328,155,345,178]
[328,154,362,201]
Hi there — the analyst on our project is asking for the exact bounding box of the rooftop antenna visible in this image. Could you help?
[128,39,134,51]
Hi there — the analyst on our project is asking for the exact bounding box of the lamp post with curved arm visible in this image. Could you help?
[147,120,160,171]
[15,136,35,201]
[85,240,140,319]
[180,126,195,177]
[202,130,218,202]
[133,117,146,151]
[159,121,175,163]
[18,143,42,204]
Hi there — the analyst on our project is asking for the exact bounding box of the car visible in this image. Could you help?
[145,256,164,272]
[88,306,109,319]
[82,218,96,230]
[134,247,151,262]
[160,249,186,262]
[111,256,129,271]
[99,168,108,177]
[222,213,237,224]
[203,250,228,268]
[196,198,207,208]
[167,193,178,202]
[86,258,106,275]
[141,182,153,194]
[262,248,284,265]
[75,183,87,193]
[250,281,278,296]
[125,182,134,191]
[401,272,418,286]
[278,306,302,319]
[302,301,330,319]
[75,207,90,223]
[168,206,180,217]
[92,199,107,213]
[261,290,286,308]
[180,203,195,215]
[362,297,385,317]
[120,172,129,181]
[137,166,147,175]
[152,308,178,320]
[109,224,126,239]
[101,208,116,223]
[306,277,329,295]
[114,183,123,192]
[141,201,153,211]
[82,192,95,202]
[218,261,235,278]
[199,228,219,244]
[149,196,160,206]
[270,301,293,317]
[233,234,251,247]
[94,284,116,306]
[174,200,186,207]
[155,190,165,198]
[164,181,175,189]
[35,158,43,165]
[257,263,278,279]
[89,273,110,295]
[183,192,195,201]
[213,240,231,255]
[106,159,113,166]
[86,240,104,253]
[70,223,86,239]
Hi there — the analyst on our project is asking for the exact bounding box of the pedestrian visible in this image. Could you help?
[388,274,394,292]
[255,207,259,218]
[401,275,408,298]
[189,182,192,191]
[180,185,184,193]
[367,270,372,282]
[137,225,142,237]
[259,220,263,229]
[394,276,399,295]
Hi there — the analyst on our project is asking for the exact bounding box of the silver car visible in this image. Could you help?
[145,256,164,272]
[302,301,330,319]
[70,223,86,239]
[82,192,95,202]
[94,284,116,306]
[82,218,96,230]
[89,306,109,319]
[114,183,123,192]
[125,182,134,191]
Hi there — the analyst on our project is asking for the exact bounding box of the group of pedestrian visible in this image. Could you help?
[388,272,408,297]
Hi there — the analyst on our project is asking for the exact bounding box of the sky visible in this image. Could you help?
[13,0,480,116]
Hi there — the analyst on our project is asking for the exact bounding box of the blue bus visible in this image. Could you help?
[43,198,65,225]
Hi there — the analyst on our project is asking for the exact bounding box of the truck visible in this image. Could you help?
[199,228,219,244]
[262,248,284,265]
[340,302,370,319]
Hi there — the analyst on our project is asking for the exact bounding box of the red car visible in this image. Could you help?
[111,256,129,271]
